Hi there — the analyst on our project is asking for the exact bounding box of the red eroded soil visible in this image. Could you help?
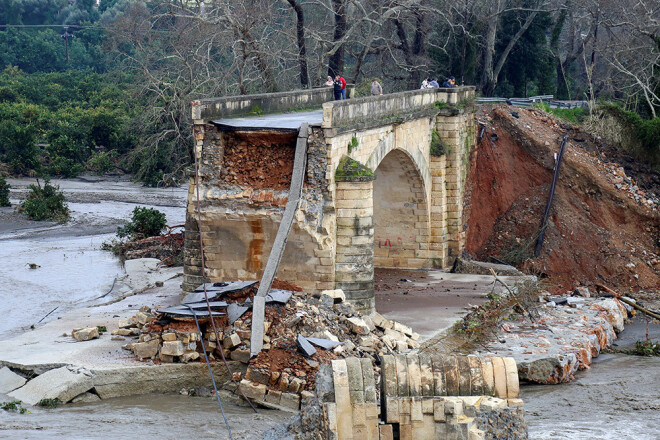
[220,131,297,190]
[465,105,660,293]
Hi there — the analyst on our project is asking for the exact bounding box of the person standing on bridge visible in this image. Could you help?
[333,75,343,100]
[371,78,383,96]
[429,78,440,88]
[324,76,333,87]
[339,75,347,99]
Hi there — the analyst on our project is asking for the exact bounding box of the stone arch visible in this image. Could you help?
[372,149,431,269]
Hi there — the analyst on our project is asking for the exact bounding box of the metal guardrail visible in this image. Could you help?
[476,95,588,109]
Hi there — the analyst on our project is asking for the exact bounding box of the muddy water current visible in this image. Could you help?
[1,177,659,439]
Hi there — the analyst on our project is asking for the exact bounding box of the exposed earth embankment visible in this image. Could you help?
[465,105,660,293]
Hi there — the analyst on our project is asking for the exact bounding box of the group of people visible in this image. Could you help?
[421,76,457,89]
[323,74,456,100]
[325,75,383,100]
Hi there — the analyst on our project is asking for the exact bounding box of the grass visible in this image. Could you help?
[430,129,450,156]
[37,398,61,408]
[535,102,588,125]
[2,400,29,413]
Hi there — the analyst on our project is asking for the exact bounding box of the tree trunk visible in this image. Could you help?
[287,0,310,88]
[480,0,501,96]
[328,0,346,77]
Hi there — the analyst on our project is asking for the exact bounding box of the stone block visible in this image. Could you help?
[264,389,282,405]
[162,333,177,342]
[132,340,160,359]
[230,348,251,364]
[280,392,301,410]
[223,333,241,349]
[347,317,370,335]
[379,424,394,440]
[182,351,200,363]
[370,312,393,330]
[490,356,507,399]
[321,289,346,303]
[0,367,27,394]
[160,340,185,357]
[72,327,99,342]
[502,357,519,398]
[238,379,267,401]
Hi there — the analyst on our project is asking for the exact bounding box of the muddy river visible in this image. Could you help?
[1,177,659,439]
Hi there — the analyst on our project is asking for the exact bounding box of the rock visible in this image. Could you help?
[0,366,27,394]
[182,351,200,363]
[158,353,175,363]
[296,334,317,358]
[162,332,177,342]
[111,328,133,336]
[9,366,94,406]
[161,340,185,357]
[223,333,241,349]
[72,327,100,342]
[319,294,335,309]
[132,340,160,359]
[370,312,393,330]
[392,321,413,336]
[118,317,137,329]
[135,311,154,325]
[71,392,101,403]
[320,289,346,303]
[346,317,370,335]
[334,303,355,316]
[574,286,590,298]
[590,299,625,333]
[230,348,251,364]
[238,379,267,401]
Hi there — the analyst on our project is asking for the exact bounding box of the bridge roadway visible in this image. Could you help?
[212,110,323,132]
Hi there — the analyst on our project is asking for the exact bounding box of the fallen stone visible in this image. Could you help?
[297,334,317,358]
[370,312,393,330]
[319,294,334,309]
[238,379,267,401]
[162,333,177,342]
[118,317,137,329]
[574,286,590,298]
[320,289,346,303]
[280,392,301,410]
[223,333,241,349]
[590,299,625,333]
[347,317,370,335]
[72,327,99,342]
[9,366,94,406]
[0,366,27,394]
[161,341,185,357]
[230,348,251,364]
[111,328,133,336]
[182,351,200,363]
[307,337,341,350]
[132,340,160,359]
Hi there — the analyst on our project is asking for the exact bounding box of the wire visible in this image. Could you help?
[194,136,258,413]
[183,304,234,440]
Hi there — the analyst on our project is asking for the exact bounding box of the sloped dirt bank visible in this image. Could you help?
[464,105,660,293]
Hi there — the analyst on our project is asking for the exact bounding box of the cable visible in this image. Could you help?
[183,304,233,440]
[194,137,258,413]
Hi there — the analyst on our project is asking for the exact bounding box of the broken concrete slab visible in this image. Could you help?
[266,289,293,304]
[186,280,258,302]
[0,366,27,394]
[306,337,342,350]
[296,335,317,358]
[227,303,250,324]
[9,366,94,405]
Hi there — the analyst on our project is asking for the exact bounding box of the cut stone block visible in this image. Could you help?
[160,341,185,357]
[132,340,160,359]
[72,327,99,342]
[347,317,370,335]
[238,379,266,401]
[279,392,301,410]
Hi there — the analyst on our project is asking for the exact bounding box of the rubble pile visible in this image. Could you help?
[116,232,184,266]
[601,161,660,209]
[473,290,629,384]
[114,282,420,410]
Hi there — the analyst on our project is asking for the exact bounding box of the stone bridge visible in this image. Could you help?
[184,86,476,313]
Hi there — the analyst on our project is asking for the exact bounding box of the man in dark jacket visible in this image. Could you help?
[333,75,343,100]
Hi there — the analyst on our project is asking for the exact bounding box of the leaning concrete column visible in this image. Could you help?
[334,156,376,314]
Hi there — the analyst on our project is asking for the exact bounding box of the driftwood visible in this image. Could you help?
[489,268,514,296]
[595,283,660,321]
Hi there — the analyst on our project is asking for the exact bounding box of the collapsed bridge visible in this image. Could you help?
[184,86,477,313]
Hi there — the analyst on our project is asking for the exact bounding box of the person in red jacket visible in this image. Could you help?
[339,75,347,99]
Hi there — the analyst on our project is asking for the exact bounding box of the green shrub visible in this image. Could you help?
[117,206,167,240]
[0,175,10,206]
[87,150,116,175]
[2,400,28,414]
[430,129,450,156]
[535,102,588,125]
[37,398,61,408]
[18,178,69,222]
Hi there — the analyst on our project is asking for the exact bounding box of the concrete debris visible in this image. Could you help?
[9,366,94,406]
[306,338,342,350]
[0,366,27,394]
[297,334,317,358]
[227,303,249,324]
[320,289,346,303]
[266,289,293,304]
[71,327,99,342]
[187,280,258,302]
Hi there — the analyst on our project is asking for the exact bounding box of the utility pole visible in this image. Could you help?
[60,26,73,64]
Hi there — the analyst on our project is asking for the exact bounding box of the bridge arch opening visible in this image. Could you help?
[373,149,430,269]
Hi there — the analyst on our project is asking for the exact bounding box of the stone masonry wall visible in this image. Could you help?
[308,354,527,440]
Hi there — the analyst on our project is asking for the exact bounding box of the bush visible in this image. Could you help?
[19,178,69,222]
[87,150,116,175]
[0,175,10,206]
[117,206,167,240]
